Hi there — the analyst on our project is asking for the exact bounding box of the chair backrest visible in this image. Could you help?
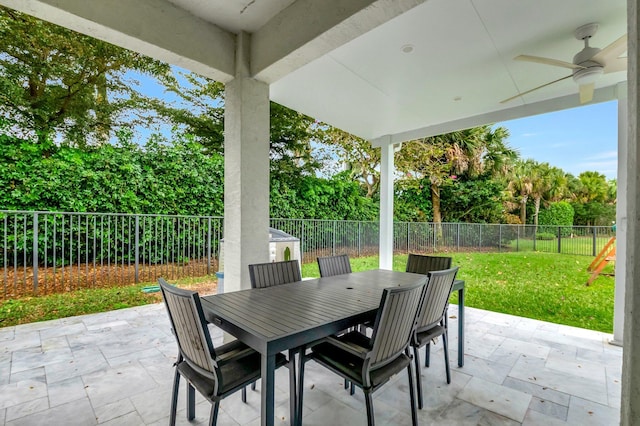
[317,254,352,277]
[414,267,459,331]
[159,278,217,376]
[405,253,452,274]
[248,260,301,289]
[368,278,427,367]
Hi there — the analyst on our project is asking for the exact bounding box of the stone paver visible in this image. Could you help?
[0,303,622,425]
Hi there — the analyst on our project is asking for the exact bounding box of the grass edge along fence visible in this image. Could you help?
[1,210,615,300]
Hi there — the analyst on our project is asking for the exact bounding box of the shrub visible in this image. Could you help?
[535,232,556,240]
[539,202,574,236]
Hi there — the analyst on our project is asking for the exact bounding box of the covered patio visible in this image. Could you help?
[0,303,621,425]
[0,0,636,423]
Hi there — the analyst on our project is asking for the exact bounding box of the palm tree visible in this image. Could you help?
[576,171,609,203]
[506,159,535,224]
[529,163,567,227]
[396,125,514,225]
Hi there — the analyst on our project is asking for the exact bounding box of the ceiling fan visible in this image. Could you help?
[501,23,627,104]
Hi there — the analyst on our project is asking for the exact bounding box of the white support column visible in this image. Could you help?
[621,1,640,423]
[223,32,270,292]
[613,82,627,345]
[379,137,394,270]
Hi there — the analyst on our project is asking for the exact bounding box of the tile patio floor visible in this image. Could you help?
[0,303,622,425]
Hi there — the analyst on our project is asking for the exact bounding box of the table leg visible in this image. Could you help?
[261,353,276,426]
[458,287,465,367]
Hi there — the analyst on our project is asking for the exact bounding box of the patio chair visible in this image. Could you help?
[247,260,301,393]
[317,254,352,277]
[297,278,427,426]
[405,253,452,274]
[410,267,459,409]
[405,254,453,368]
[158,278,295,426]
[248,259,301,288]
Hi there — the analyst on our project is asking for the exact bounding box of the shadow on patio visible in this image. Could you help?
[0,303,621,425]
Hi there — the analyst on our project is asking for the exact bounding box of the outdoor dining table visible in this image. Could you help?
[200,269,465,426]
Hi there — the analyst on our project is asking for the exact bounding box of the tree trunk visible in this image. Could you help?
[431,184,443,243]
[533,196,541,227]
[95,72,110,144]
[431,184,442,224]
[519,194,528,224]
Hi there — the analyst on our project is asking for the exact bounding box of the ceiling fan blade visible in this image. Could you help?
[604,57,627,74]
[515,55,585,70]
[592,34,627,64]
[579,82,595,104]
[500,75,573,104]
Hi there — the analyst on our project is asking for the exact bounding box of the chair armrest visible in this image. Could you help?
[325,333,370,358]
[215,340,255,365]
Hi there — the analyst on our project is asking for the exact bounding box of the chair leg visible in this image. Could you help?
[364,390,375,426]
[413,346,424,410]
[424,343,431,367]
[209,401,220,426]
[407,363,418,426]
[169,368,181,426]
[297,357,306,426]
[251,382,257,391]
[443,330,451,384]
[350,382,355,395]
[288,349,297,426]
[344,379,349,389]
[187,383,196,421]
[242,386,247,403]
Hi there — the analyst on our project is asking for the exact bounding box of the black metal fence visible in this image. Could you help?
[1,210,615,299]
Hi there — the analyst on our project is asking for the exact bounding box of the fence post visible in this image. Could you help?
[516,226,520,252]
[332,220,336,256]
[406,222,410,253]
[135,215,140,284]
[357,221,361,257]
[557,226,561,254]
[498,224,502,252]
[479,224,482,249]
[33,212,39,293]
[301,220,306,262]
[592,226,597,256]
[207,217,212,274]
[457,223,460,252]
[533,225,537,251]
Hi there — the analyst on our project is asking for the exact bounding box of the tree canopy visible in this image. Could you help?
[0,6,170,146]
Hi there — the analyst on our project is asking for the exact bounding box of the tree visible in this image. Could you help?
[529,162,567,227]
[149,69,322,179]
[0,6,170,146]
[506,159,534,224]
[396,125,514,224]
[575,171,609,203]
[320,127,381,198]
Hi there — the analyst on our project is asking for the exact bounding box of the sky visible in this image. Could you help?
[494,100,618,180]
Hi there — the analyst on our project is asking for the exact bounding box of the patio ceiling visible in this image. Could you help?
[2,0,627,143]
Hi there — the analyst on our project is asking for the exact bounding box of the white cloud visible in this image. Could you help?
[583,150,618,161]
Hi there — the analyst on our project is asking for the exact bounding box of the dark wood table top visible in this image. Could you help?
[200,269,464,355]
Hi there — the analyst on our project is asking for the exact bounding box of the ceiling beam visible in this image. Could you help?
[252,0,426,83]
[0,0,236,82]
[370,85,620,147]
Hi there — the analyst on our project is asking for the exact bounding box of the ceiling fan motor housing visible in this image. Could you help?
[573,47,604,84]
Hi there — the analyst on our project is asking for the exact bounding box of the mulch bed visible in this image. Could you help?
[0,258,218,301]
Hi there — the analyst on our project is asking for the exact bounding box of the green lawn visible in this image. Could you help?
[1,252,615,333]
[304,252,615,333]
